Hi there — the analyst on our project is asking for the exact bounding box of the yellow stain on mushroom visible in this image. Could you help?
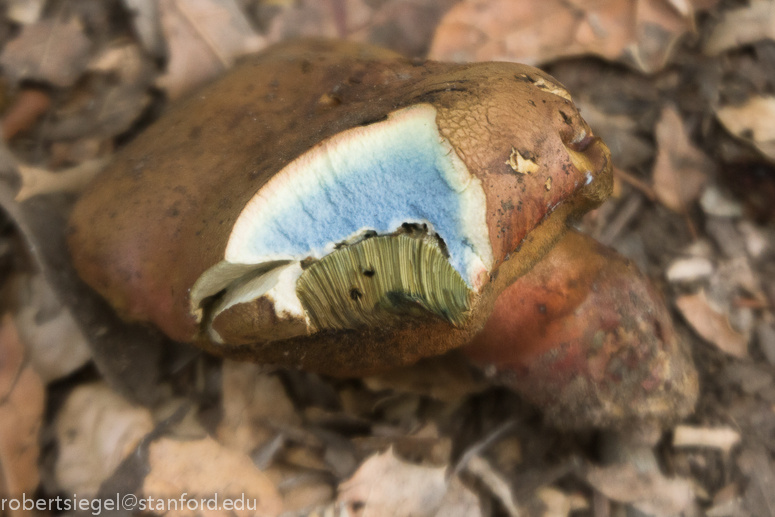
[545,177,552,191]
[506,148,539,175]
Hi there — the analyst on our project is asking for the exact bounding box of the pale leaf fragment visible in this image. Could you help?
[15,157,110,202]
[676,291,748,358]
[144,436,283,517]
[716,96,775,162]
[585,462,694,516]
[157,0,266,99]
[13,274,91,383]
[6,0,45,25]
[666,256,713,283]
[55,383,154,497]
[704,0,775,56]
[652,106,710,212]
[337,448,455,517]
[0,16,91,87]
[673,425,741,453]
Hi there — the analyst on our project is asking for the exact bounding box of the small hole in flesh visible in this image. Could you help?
[363,268,375,277]
[537,303,547,314]
[350,287,363,301]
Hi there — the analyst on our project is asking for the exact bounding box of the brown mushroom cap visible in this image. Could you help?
[68,39,612,376]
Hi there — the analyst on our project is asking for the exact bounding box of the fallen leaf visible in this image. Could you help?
[144,436,283,517]
[6,0,45,25]
[673,425,741,453]
[338,448,470,517]
[15,158,111,202]
[585,462,694,516]
[429,0,700,73]
[676,291,749,358]
[55,383,155,497]
[156,0,265,99]
[0,16,91,87]
[217,361,300,455]
[12,273,91,383]
[652,106,711,212]
[666,256,714,282]
[0,315,44,506]
[716,96,775,162]
[704,0,775,56]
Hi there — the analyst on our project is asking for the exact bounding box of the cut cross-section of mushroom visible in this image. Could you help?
[68,40,613,376]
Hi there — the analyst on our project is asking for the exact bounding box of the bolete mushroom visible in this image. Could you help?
[465,230,698,428]
[68,39,612,376]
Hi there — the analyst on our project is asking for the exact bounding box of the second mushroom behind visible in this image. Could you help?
[67,39,613,376]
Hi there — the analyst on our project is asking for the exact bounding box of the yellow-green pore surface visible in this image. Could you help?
[67,40,612,373]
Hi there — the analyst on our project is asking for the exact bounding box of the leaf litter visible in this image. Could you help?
[0,0,773,516]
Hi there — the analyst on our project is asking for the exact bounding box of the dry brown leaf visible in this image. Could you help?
[652,106,711,212]
[676,291,749,358]
[261,0,455,59]
[429,0,698,73]
[55,383,154,497]
[144,436,283,517]
[13,274,91,383]
[15,157,110,202]
[704,0,775,56]
[716,96,775,162]
[337,448,476,517]
[156,0,265,99]
[0,16,91,87]
[585,462,694,516]
[217,361,300,455]
[0,315,44,506]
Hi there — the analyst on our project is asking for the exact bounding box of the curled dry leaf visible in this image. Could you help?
[429,0,698,73]
[0,16,91,87]
[465,230,698,429]
[652,106,711,213]
[0,315,44,503]
[68,39,613,377]
[55,383,154,497]
[143,436,283,517]
[337,448,480,517]
[156,0,265,99]
[716,96,775,163]
[704,0,775,56]
[676,291,749,358]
